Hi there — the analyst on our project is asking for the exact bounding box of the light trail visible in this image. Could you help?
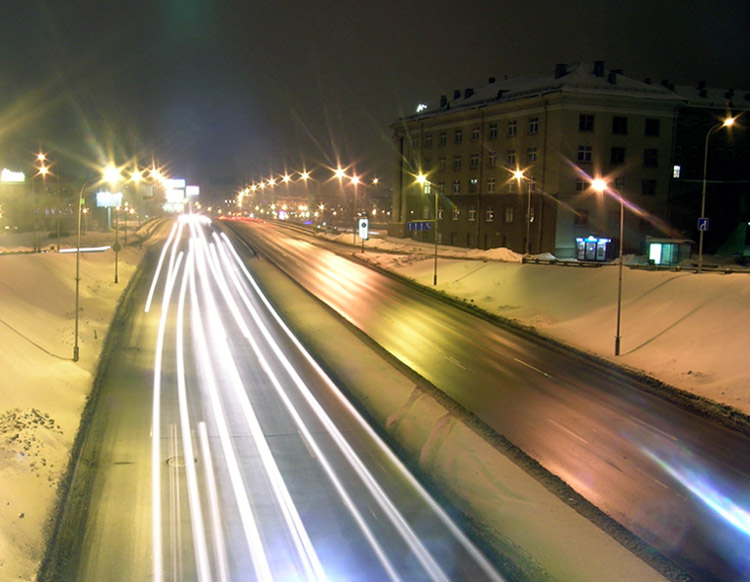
[220,231,506,582]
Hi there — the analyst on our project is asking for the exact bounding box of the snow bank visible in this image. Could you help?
[0,231,143,581]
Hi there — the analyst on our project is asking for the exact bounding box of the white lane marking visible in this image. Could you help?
[198,422,230,582]
[188,246,275,582]
[513,357,552,378]
[176,248,211,581]
[221,231,506,582]
[168,424,182,582]
[635,465,670,490]
[446,355,466,370]
[218,235,452,582]
[145,220,182,313]
[628,415,678,442]
[547,418,589,444]
[195,229,327,582]
[298,430,317,459]
[152,248,184,582]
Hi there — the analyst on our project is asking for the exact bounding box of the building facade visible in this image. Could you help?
[390,62,748,259]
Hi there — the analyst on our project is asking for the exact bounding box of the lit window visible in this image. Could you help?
[453,179,461,194]
[452,208,460,220]
[673,165,681,178]
[486,209,495,222]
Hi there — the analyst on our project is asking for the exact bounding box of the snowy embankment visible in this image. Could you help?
[0,232,142,580]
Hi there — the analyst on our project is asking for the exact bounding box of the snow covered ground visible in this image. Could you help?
[0,223,746,580]
[0,231,142,580]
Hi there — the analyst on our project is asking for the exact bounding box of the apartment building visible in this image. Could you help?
[390,61,686,258]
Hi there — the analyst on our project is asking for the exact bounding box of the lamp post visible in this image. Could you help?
[417,173,439,285]
[73,180,90,362]
[698,116,736,273]
[593,178,624,356]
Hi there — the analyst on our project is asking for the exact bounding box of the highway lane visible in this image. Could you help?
[64,215,505,582]
[224,218,750,582]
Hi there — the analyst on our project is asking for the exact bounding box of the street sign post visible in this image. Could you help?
[698,217,709,231]
[407,221,432,231]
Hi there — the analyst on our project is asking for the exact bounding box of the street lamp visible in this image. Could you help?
[103,164,123,283]
[592,178,624,356]
[417,173,439,285]
[698,116,736,273]
[512,169,533,255]
[73,180,91,362]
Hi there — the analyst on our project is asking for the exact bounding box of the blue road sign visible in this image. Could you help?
[698,217,709,231]
[407,221,432,231]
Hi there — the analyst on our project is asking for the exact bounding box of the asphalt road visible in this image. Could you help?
[224,219,750,582]
[54,216,505,582]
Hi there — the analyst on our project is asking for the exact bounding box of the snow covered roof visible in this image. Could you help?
[402,62,686,122]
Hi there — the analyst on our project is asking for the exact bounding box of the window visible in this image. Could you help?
[574,208,589,225]
[507,149,516,166]
[468,208,477,221]
[452,208,460,220]
[506,179,516,193]
[613,116,628,135]
[488,151,497,167]
[489,123,498,139]
[471,127,480,142]
[528,117,539,134]
[527,177,537,192]
[469,178,478,193]
[453,155,462,171]
[470,153,479,169]
[437,181,445,194]
[439,131,447,146]
[424,134,433,148]
[614,177,625,192]
[438,156,446,171]
[579,114,594,131]
[577,145,592,163]
[487,178,496,193]
[453,179,461,194]
[454,129,463,144]
[675,145,682,156]
[437,208,444,220]
[610,147,625,165]
[673,165,681,178]
[504,207,514,223]
[641,179,657,196]
[575,178,587,191]
[507,120,517,137]
[485,209,495,222]
[527,147,537,164]
[643,148,658,167]
[645,118,660,137]
[423,183,432,195]
[411,138,419,149]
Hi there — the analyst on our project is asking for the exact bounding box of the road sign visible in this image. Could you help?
[698,217,709,231]
[407,221,432,231]
[358,217,369,240]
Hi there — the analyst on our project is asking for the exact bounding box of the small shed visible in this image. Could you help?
[646,237,693,266]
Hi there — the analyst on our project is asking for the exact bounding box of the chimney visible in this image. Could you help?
[453,89,461,100]
[464,88,474,99]
[644,77,651,85]
[593,61,605,77]
[608,69,622,85]
[554,63,568,79]
[496,89,506,100]
[439,95,447,109]
[488,76,496,84]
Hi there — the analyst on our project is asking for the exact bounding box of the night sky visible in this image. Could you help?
[2,0,749,194]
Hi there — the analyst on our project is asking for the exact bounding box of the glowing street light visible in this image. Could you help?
[698,116,737,273]
[416,173,439,286]
[592,177,624,356]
